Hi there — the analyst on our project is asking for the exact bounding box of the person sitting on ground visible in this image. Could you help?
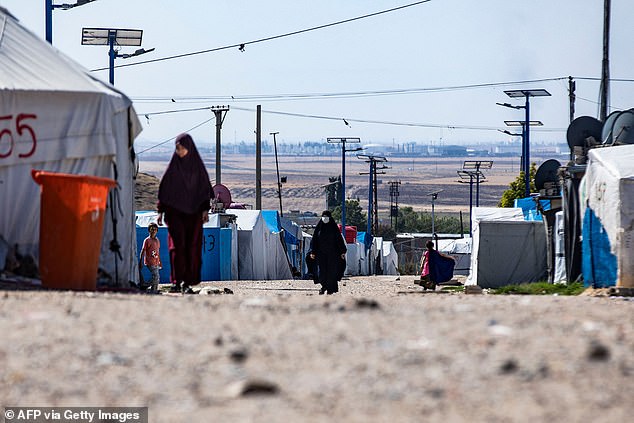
[417,240,456,291]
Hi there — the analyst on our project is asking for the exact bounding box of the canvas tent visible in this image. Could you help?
[466,207,547,288]
[580,144,634,288]
[228,209,292,280]
[0,8,142,285]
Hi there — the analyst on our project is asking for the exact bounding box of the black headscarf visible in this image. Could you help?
[158,133,213,214]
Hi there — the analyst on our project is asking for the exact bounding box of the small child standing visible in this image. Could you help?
[140,222,162,293]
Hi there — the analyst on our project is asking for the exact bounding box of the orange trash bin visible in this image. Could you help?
[32,170,116,290]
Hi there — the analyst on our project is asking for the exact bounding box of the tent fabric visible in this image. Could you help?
[580,144,634,288]
[381,241,399,275]
[227,210,292,280]
[562,176,583,283]
[465,207,547,287]
[136,211,237,282]
[0,8,142,286]
[553,211,567,284]
[470,221,547,288]
[514,197,551,221]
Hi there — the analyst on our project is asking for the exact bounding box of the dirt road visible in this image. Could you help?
[1,276,632,422]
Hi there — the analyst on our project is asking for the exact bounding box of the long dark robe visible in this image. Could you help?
[163,206,204,285]
[311,220,347,294]
[158,134,213,286]
[427,249,455,284]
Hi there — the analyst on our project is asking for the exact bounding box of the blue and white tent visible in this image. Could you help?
[580,144,634,288]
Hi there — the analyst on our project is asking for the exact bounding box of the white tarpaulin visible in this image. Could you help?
[381,241,399,275]
[554,211,567,284]
[466,207,548,287]
[226,209,292,280]
[0,7,142,285]
[580,144,634,288]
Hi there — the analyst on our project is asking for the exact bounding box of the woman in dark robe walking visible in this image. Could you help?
[309,210,347,295]
[157,133,213,293]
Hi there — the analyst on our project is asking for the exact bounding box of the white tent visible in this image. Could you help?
[227,209,292,280]
[0,8,142,285]
[381,241,399,275]
[466,207,547,288]
[580,144,634,288]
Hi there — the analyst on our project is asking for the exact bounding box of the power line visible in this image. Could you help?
[136,116,215,155]
[90,0,433,72]
[229,106,566,132]
[131,77,568,103]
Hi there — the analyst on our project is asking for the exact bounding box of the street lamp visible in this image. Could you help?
[46,0,96,44]
[457,160,492,236]
[504,120,542,174]
[327,137,362,241]
[81,27,154,85]
[427,190,443,244]
[502,89,551,197]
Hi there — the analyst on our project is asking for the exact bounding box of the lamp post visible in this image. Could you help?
[46,0,96,44]
[270,132,284,217]
[327,137,362,241]
[427,190,443,245]
[501,89,551,197]
[457,160,492,236]
[81,27,154,85]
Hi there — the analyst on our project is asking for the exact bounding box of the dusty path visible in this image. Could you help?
[1,276,632,422]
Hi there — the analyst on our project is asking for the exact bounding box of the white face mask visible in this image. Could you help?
[321,216,330,224]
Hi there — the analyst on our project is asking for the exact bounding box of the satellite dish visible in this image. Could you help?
[212,184,232,209]
[566,116,603,150]
[601,110,622,145]
[611,109,634,145]
[535,159,561,191]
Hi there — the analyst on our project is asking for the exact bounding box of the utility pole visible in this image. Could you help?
[389,180,401,232]
[358,154,387,237]
[568,76,576,124]
[211,106,230,185]
[270,131,283,216]
[256,105,262,210]
[600,0,611,121]
[327,137,362,241]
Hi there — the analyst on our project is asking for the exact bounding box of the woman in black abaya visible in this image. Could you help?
[157,133,213,293]
[309,210,347,295]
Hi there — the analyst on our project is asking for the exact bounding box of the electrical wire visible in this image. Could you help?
[131,77,568,103]
[136,116,215,155]
[90,0,432,72]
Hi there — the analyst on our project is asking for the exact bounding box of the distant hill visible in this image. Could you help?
[135,172,160,211]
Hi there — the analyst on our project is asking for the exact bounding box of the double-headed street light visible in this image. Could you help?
[499,89,550,197]
[504,120,543,174]
[81,27,154,85]
[327,137,362,241]
[45,0,96,44]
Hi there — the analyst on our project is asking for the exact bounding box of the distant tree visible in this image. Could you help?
[331,199,367,229]
[498,163,537,207]
[395,206,465,234]
[375,223,396,240]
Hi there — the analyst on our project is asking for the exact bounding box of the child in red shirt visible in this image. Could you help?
[140,223,162,293]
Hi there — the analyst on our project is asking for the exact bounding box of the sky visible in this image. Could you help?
[2,0,634,151]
